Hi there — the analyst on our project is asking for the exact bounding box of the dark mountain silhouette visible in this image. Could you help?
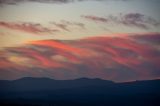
[0,77,160,106]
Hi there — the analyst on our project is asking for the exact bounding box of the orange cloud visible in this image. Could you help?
[28,40,85,56]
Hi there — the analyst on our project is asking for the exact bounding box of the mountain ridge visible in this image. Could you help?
[0,77,160,106]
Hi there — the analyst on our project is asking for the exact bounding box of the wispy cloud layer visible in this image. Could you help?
[0,0,74,5]
[50,20,85,32]
[0,21,59,35]
[51,22,70,31]
[61,20,85,29]
[82,13,160,29]
[81,15,108,23]
[0,20,85,35]
[0,0,132,6]
[118,13,160,29]
[0,33,160,81]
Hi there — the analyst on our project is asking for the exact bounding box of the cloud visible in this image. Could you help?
[2,46,64,68]
[28,40,84,55]
[51,22,70,31]
[0,20,85,35]
[0,33,160,81]
[50,20,86,31]
[0,21,59,35]
[0,0,74,5]
[0,0,130,5]
[118,13,160,29]
[82,13,160,29]
[61,20,86,29]
[130,32,160,45]
[81,15,108,23]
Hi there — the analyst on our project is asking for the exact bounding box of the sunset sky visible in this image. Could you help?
[0,0,160,82]
[0,0,160,47]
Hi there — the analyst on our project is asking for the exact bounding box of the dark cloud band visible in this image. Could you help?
[0,21,59,35]
[82,13,160,30]
[0,0,129,5]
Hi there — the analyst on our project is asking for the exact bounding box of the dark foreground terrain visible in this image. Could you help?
[0,77,160,106]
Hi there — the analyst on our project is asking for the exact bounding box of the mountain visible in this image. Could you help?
[0,77,114,92]
[0,78,160,106]
[0,33,160,82]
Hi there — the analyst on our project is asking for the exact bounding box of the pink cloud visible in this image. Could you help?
[0,33,160,82]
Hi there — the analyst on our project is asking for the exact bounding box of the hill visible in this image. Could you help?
[0,77,160,106]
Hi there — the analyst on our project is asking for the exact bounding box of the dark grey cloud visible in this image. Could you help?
[82,13,160,30]
[0,0,129,5]
[61,20,86,29]
[81,15,108,23]
[0,0,74,5]
[50,20,86,31]
[51,22,70,31]
[118,13,160,29]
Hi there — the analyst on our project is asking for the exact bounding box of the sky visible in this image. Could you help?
[0,0,160,82]
[0,0,160,47]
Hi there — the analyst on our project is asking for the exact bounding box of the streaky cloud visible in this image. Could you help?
[0,33,160,82]
[82,13,160,30]
[81,15,108,23]
[0,21,59,35]
[50,20,86,31]
[0,0,129,5]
